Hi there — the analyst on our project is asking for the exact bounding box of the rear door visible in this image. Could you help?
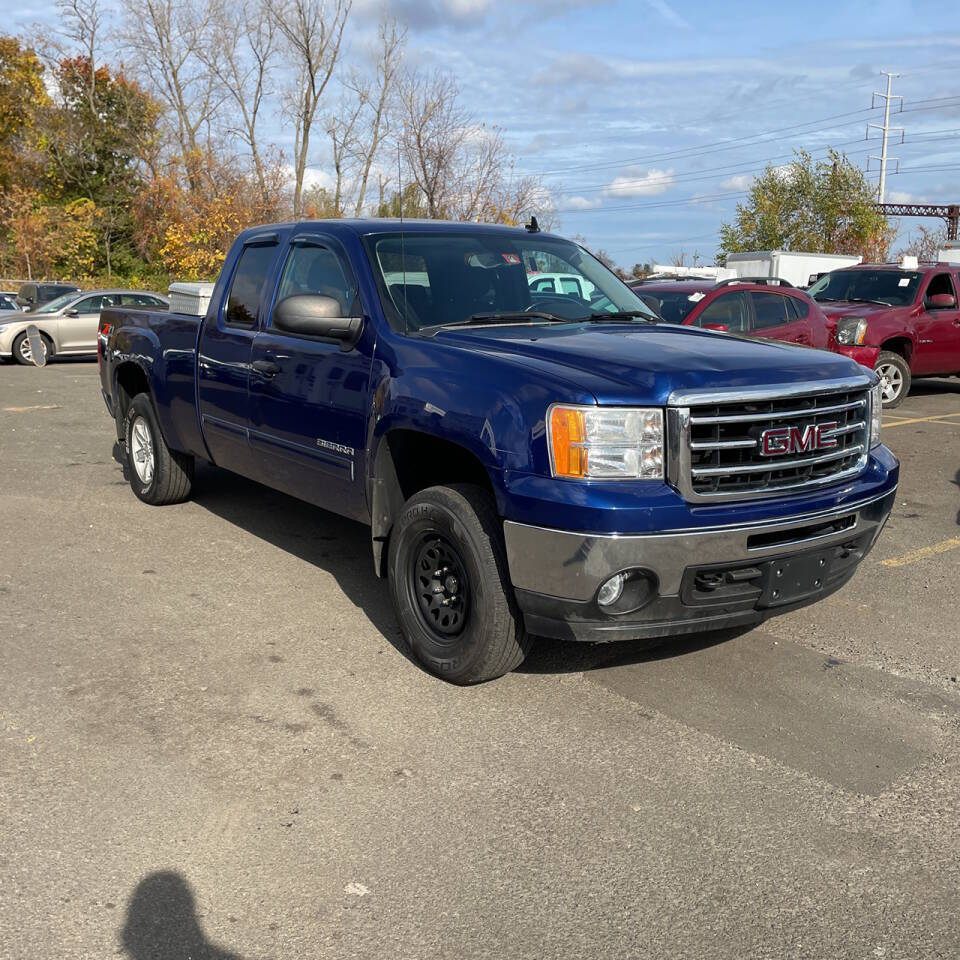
[248,232,373,521]
[912,272,960,374]
[59,294,116,351]
[748,290,813,346]
[197,233,281,476]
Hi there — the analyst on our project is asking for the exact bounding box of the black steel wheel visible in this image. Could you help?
[388,484,533,684]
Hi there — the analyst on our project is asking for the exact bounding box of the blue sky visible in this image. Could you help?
[8,0,960,266]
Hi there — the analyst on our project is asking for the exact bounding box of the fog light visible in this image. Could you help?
[597,573,626,607]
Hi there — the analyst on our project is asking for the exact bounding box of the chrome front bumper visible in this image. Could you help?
[503,488,896,642]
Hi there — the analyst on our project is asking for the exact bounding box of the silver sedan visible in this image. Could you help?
[0,289,168,365]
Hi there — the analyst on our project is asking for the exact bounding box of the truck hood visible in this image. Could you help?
[818,301,908,320]
[430,322,869,405]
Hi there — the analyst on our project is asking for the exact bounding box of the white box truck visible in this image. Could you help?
[725,251,862,288]
[937,241,960,265]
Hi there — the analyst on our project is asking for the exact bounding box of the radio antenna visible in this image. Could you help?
[397,138,408,335]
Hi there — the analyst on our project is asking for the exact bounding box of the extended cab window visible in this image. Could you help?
[696,292,748,332]
[276,242,357,317]
[225,243,277,327]
[750,292,791,330]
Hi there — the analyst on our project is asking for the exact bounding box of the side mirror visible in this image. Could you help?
[703,322,729,332]
[272,294,363,350]
[65,308,80,317]
[926,293,956,310]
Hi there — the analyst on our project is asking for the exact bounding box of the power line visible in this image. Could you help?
[552,130,960,200]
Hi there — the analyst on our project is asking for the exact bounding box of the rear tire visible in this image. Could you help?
[12,331,53,366]
[124,393,194,505]
[388,484,533,684]
[874,351,911,409]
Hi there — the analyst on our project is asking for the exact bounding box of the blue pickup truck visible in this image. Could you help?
[99,219,898,683]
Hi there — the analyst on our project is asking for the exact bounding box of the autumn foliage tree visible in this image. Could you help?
[719,150,894,263]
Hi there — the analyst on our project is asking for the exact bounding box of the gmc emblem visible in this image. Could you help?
[759,421,839,457]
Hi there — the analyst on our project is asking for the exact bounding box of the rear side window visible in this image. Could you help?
[225,243,277,327]
[750,292,791,330]
[75,295,115,313]
[788,295,810,319]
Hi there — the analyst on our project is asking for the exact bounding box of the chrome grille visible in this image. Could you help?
[667,381,872,502]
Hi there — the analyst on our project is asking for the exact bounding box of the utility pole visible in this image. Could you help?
[867,72,903,203]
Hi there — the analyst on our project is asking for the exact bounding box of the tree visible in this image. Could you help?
[44,57,162,276]
[0,36,48,191]
[896,224,948,262]
[270,0,351,218]
[121,0,224,188]
[201,0,278,207]
[719,150,893,263]
[398,69,550,225]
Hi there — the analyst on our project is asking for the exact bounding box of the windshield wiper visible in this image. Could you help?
[587,310,658,323]
[845,297,892,306]
[416,311,570,335]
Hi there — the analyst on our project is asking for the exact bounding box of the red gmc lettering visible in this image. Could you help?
[760,421,839,456]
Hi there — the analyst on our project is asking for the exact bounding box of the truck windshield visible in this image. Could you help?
[808,269,920,306]
[364,232,657,332]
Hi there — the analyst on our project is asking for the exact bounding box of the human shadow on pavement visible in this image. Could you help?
[188,462,416,667]
[121,871,242,960]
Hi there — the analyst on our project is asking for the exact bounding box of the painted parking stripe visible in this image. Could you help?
[881,536,960,568]
[882,413,960,429]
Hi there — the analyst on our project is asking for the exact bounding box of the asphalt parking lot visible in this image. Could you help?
[1,362,959,960]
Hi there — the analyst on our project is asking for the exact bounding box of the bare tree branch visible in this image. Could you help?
[270,0,351,218]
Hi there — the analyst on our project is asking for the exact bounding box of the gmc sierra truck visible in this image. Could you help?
[98,219,898,684]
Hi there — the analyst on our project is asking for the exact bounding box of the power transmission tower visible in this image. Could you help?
[867,72,903,203]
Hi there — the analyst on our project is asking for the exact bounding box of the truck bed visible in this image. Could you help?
[100,306,207,459]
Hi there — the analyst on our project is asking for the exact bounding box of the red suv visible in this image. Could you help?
[808,262,960,408]
[633,278,832,349]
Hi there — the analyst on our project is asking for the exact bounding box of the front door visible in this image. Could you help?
[197,234,280,476]
[59,294,116,351]
[248,233,373,523]
[912,271,960,374]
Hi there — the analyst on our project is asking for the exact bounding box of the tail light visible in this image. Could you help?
[97,319,112,365]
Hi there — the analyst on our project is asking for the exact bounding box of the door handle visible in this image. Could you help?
[251,359,280,377]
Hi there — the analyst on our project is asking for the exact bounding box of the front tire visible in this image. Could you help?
[388,484,533,684]
[124,393,194,505]
[875,350,911,408]
[12,330,53,366]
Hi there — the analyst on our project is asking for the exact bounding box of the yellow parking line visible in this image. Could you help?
[882,413,960,429]
[882,536,960,568]
[2,404,60,413]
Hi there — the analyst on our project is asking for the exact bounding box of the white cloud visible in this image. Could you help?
[561,195,604,210]
[605,167,675,197]
[720,174,754,190]
[886,190,915,203]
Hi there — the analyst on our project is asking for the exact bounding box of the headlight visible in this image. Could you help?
[836,317,868,346]
[870,382,882,447]
[548,405,664,480]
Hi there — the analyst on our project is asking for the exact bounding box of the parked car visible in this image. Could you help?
[0,289,168,365]
[527,271,597,300]
[99,219,895,684]
[15,282,81,311]
[0,294,19,312]
[634,278,832,349]
[808,261,960,408]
